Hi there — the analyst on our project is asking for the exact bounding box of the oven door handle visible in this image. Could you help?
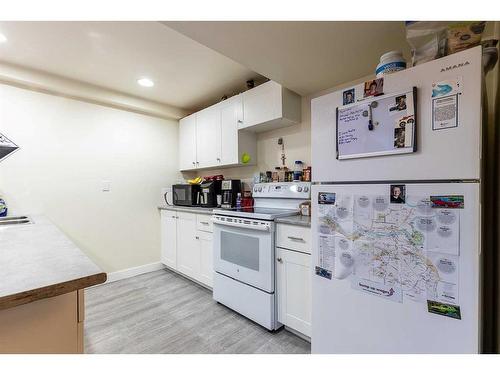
[212,218,271,232]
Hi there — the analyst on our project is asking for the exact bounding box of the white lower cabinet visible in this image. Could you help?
[198,231,214,287]
[160,210,213,288]
[276,224,312,338]
[160,210,177,269]
[176,212,200,280]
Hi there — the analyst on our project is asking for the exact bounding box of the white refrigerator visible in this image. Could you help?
[310,46,483,353]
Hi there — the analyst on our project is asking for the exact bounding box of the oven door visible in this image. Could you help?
[212,215,275,293]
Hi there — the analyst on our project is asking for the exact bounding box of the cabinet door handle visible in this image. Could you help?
[192,161,196,165]
[277,257,283,263]
[195,236,199,240]
[171,215,176,218]
[237,120,243,123]
[288,236,304,242]
[217,158,220,162]
[200,221,209,225]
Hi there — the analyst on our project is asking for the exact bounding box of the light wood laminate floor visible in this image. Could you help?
[84,269,311,354]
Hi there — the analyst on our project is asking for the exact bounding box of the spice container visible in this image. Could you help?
[266,171,272,183]
[272,171,279,182]
[303,166,311,182]
[275,167,285,182]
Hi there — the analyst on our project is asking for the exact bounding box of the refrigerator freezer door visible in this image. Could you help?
[311,46,482,183]
[311,183,480,353]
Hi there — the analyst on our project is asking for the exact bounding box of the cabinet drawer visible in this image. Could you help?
[196,214,213,233]
[276,223,311,254]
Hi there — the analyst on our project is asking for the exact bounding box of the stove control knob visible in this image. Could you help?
[254,187,258,192]
[258,187,262,192]
[304,186,309,192]
[297,186,303,192]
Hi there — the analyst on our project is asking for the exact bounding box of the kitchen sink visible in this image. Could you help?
[0,215,33,226]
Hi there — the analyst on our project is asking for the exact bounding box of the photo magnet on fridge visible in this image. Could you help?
[363,78,384,98]
[342,88,355,105]
[389,94,407,113]
[390,185,406,204]
[315,266,332,280]
[430,195,464,209]
[318,192,336,205]
[427,300,462,320]
[394,115,414,149]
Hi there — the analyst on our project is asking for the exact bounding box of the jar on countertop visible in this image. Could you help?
[303,166,311,182]
[293,161,304,181]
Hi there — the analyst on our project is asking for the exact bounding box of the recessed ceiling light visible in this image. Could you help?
[0,33,7,43]
[137,78,154,87]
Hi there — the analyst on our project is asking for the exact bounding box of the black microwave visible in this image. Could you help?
[172,184,200,206]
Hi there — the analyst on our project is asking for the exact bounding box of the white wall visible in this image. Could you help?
[0,84,180,273]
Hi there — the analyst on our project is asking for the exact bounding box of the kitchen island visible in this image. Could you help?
[0,216,106,353]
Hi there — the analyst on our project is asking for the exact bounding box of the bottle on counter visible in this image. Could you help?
[303,166,312,182]
[293,161,304,181]
[236,192,242,209]
[266,171,272,183]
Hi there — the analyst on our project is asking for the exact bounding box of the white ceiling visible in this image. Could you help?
[0,21,412,113]
[164,21,411,96]
[0,21,262,111]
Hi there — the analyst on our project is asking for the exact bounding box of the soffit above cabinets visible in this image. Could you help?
[0,21,264,112]
[164,21,411,96]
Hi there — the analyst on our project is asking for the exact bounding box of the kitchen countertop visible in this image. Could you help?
[275,215,311,227]
[158,205,215,215]
[0,216,107,311]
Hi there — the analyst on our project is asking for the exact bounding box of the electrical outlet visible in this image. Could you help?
[102,180,111,192]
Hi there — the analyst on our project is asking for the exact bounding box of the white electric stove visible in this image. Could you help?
[212,182,311,330]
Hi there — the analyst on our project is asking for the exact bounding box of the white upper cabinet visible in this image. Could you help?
[178,95,256,171]
[178,80,299,171]
[196,106,220,169]
[219,95,241,166]
[241,80,301,132]
[178,114,197,171]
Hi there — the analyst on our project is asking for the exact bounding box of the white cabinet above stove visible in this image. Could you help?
[241,81,301,132]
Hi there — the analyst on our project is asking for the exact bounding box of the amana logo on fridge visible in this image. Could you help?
[440,61,470,72]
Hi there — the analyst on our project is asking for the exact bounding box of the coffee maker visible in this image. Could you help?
[221,179,241,208]
[198,180,222,208]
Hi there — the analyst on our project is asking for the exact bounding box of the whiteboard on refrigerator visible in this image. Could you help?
[336,87,417,160]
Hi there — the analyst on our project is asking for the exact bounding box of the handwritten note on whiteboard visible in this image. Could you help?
[338,108,363,147]
[336,88,417,160]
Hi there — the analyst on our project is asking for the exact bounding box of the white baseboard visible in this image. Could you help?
[284,326,311,343]
[104,262,165,284]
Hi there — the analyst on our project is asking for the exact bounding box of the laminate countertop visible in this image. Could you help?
[275,215,311,228]
[158,205,215,215]
[0,216,106,311]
